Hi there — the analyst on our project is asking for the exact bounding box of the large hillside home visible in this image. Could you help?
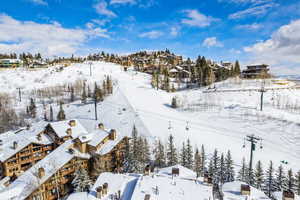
[0,59,22,68]
[242,64,270,79]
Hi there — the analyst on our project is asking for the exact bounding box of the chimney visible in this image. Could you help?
[109,129,116,140]
[69,120,76,127]
[66,128,72,136]
[98,123,104,130]
[12,141,18,149]
[38,167,45,179]
[37,134,42,141]
[96,186,103,199]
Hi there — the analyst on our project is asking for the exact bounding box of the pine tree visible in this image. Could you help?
[295,171,300,195]
[286,169,295,192]
[218,153,225,184]
[194,147,202,177]
[29,98,36,118]
[275,165,286,191]
[180,142,187,167]
[224,150,235,182]
[185,139,193,169]
[71,168,92,192]
[57,102,66,121]
[200,145,206,176]
[154,140,166,168]
[141,138,151,164]
[254,161,264,189]
[237,158,247,182]
[166,134,178,166]
[264,161,276,197]
[234,61,241,76]
[208,160,214,177]
[212,149,220,176]
[49,105,54,122]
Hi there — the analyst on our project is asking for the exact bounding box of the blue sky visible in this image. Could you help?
[1,0,300,74]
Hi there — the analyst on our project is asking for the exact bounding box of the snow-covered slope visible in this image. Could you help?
[0,62,299,171]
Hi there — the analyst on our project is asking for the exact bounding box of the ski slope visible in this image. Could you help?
[0,62,299,171]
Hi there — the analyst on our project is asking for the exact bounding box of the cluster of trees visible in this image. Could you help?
[123,125,151,173]
[238,159,300,197]
[0,94,26,133]
[123,126,300,198]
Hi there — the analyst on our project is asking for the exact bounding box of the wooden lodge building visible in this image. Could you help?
[0,119,128,200]
[242,64,271,79]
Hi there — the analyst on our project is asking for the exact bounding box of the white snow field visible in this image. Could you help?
[0,62,299,171]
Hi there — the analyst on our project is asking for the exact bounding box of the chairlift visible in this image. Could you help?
[242,138,246,148]
[260,139,263,149]
[185,121,190,131]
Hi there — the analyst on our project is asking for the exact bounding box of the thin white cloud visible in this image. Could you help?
[236,23,262,30]
[0,14,110,56]
[244,19,300,71]
[202,37,223,48]
[139,30,163,39]
[110,0,136,5]
[229,3,277,19]
[28,0,48,5]
[182,10,218,28]
[94,1,117,18]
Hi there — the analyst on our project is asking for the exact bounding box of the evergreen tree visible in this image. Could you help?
[141,138,151,164]
[234,61,241,76]
[212,149,220,175]
[180,142,187,167]
[218,153,225,184]
[57,102,66,121]
[154,139,166,168]
[208,160,214,177]
[264,161,276,197]
[224,150,235,182]
[29,98,36,118]
[237,158,247,182]
[200,145,206,176]
[185,139,193,169]
[295,171,300,195]
[194,147,202,177]
[286,169,295,192]
[254,161,264,189]
[71,168,92,192]
[49,105,54,122]
[166,134,178,166]
[275,165,286,191]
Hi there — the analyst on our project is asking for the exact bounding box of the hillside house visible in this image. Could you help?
[0,59,22,68]
[242,64,270,79]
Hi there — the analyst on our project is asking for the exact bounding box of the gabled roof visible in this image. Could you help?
[49,119,88,138]
[0,121,50,162]
[88,129,110,147]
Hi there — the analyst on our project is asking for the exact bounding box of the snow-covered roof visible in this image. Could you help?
[158,164,197,180]
[131,170,212,200]
[0,121,50,162]
[87,129,110,147]
[169,68,178,73]
[273,192,300,200]
[222,181,270,200]
[67,173,136,200]
[4,140,81,200]
[95,134,126,155]
[49,119,88,138]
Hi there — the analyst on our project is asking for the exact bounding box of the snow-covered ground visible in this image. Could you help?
[0,62,299,171]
